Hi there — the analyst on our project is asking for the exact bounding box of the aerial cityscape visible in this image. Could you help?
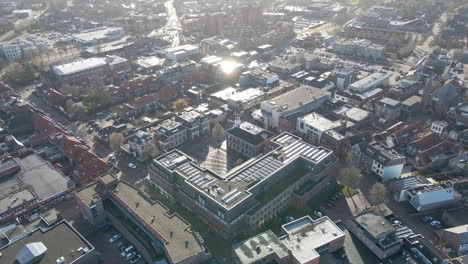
[0,0,466,263]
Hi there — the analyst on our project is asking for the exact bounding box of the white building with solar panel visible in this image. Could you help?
[149,132,337,238]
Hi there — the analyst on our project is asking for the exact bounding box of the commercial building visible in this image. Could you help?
[405,183,457,212]
[239,70,279,88]
[332,38,384,60]
[165,44,200,62]
[349,72,390,93]
[226,122,274,159]
[345,211,401,259]
[75,176,210,264]
[211,87,265,111]
[261,85,330,131]
[71,27,125,46]
[296,112,345,145]
[149,133,336,239]
[389,176,432,202]
[375,97,401,123]
[233,216,345,264]
[0,220,99,264]
[442,224,468,256]
[0,154,72,224]
[51,55,130,84]
[0,42,24,61]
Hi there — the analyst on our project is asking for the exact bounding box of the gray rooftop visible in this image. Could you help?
[280,216,345,263]
[17,154,71,200]
[265,85,330,111]
[355,211,395,239]
[112,182,204,263]
[0,221,94,264]
[233,230,289,264]
[155,133,334,209]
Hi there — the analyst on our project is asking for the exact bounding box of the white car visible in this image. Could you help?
[128,163,137,169]
[108,234,121,243]
[314,211,323,218]
[121,246,134,257]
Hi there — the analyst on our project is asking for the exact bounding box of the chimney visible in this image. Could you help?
[170,231,173,238]
[185,241,189,248]
[136,202,139,208]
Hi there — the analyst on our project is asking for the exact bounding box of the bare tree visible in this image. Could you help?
[369,183,387,206]
[173,98,189,112]
[337,154,362,214]
[212,123,225,145]
[109,132,124,152]
[143,141,160,159]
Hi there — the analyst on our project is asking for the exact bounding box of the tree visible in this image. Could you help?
[369,183,387,206]
[173,98,189,112]
[85,79,112,112]
[109,132,124,152]
[143,142,160,159]
[65,99,85,117]
[4,62,37,84]
[61,84,83,98]
[450,49,464,61]
[212,123,225,145]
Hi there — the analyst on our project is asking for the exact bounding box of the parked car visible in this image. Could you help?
[284,216,294,223]
[421,216,433,223]
[126,251,137,260]
[130,254,141,263]
[314,211,323,218]
[128,163,137,169]
[430,220,441,227]
[104,115,113,121]
[108,234,121,243]
[121,246,134,257]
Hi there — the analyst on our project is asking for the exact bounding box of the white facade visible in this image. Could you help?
[372,160,404,182]
[349,72,390,93]
[166,45,200,62]
[296,113,342,144]
[407,186,455,212]
[431,122,448,135]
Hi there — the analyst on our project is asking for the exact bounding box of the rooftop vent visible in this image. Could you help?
[185,241,189,248]
[151,216,155,224]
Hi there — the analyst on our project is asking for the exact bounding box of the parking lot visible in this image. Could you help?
[89,228,146,264]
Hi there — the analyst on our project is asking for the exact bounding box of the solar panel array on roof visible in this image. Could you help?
[221,189,244,205]
[392,176,430,191]
[282,140,329,163]
[178,163,216,190]
[274,134,330,163]
[231,156,283,183]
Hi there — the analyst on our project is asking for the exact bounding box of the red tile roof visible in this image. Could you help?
[132,94,158,108]
[32,114,109,184]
